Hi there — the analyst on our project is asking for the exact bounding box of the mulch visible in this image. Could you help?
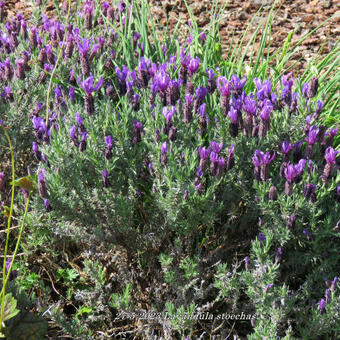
[2,0,340,77]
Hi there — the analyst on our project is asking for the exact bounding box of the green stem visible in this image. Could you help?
[0,194,31,298]
[0,128,16,333]
[45,0,72,126]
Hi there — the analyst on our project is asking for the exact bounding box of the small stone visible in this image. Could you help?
[238,11,247,20]
[303,14,315,23]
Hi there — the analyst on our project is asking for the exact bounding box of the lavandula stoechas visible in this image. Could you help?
[38,169,48,198]
[303,183,317,202]
[226,145,235,170]
[199,147,210,171]
[243,96,257,137]
[206,69,216,94]
[305,125,319,159]
[183,94,193,123]
[79,75,103,115]
[160,142,168,165]
[217,76,231,117]
[322,147,338,183]
[284,163,298,196]
[78,38,91,76]
[102,170,110,188]
[259,99,273,138]
[132,120,143,144]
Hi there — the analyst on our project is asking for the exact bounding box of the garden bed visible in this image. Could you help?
[0,0,339,339]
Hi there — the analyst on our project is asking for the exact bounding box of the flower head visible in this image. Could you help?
[231,74,247,93]
[305,125,319,145]
[281,141,292,154]
[79,75,103,95]
[188,56,200,75]
[216,76,232,96]
[105,135,113,149]
[199,146,210,160]
[77,38,91,56]
[284,163,298,183]
[243,96,257,115]
[161,142,168,154]
[155,70,170,92]
[325,147,339,165]
[206,69,215,81]
[260,99,273,121]
[210,141,223,153]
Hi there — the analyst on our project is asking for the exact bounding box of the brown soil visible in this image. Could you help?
[2,0,340,77]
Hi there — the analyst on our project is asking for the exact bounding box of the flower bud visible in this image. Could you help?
[286,214,296,230]
[268,186,278,200]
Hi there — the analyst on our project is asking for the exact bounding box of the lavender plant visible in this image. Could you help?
[0,0,339,338]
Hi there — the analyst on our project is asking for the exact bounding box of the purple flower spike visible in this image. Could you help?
[244,256,249,270]
[303,229,312,241]
[313,100,324,120]
[302,82,309,98]
[325,147,339,165]
[318,299,325,314]
[262,151,276,165]
[132,120,143,144]
[306,125,319,145]
[44,198,52,212]
[231,74,247,94]
[206,68,216,93]
[199,146,210,171]
[228,107,238,124]
[324,125,339,149]
[199,147,210,160]
[325,289,331,304]
[78,38,91,56]
[284,163,297,183]
[286,214,296,230]
[258,232,266,243]
[102,170,110,188]
[260,99,273,121]
[275,247,283,262]
[188,57,200,75]
[200,32,206,43]
[38,169,48,198]
[184,189,189,200]
[331,277,338,292]
[210,151,219,176]
[226,145,235,170]
[281,141,292,155]
[0,172,4,191]
[161,142,168,154]
[243,96,257,115]
[75,113,82,127]
[32,142,42,161]
[155,70,170,92]
[195,87,208,103]
[254,78,272,100]
[105,135,113,149]
[183,94,194,123]
[252,152,262,181]
[303,183,317,202]
[206,69,215,81]
[216,76,232,97]
[216,157,225,177]
[264,284,273,293]
[210,141,223,153]
[160,142,168,165]
[268,185,278,200]
[162,106,175,125]
[80,76,104,95]
[322,147,338,182]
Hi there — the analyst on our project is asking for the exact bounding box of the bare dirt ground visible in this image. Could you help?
[3,0,340,76]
